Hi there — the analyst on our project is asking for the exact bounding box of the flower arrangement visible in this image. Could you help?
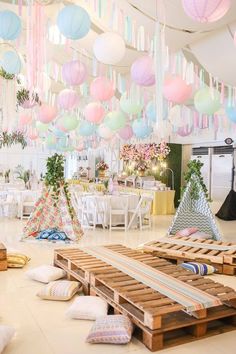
[120,142,170,162]
[16,88,41,107]
[96,161,109,171]
[136,160,148,172]
[157,141,171,161]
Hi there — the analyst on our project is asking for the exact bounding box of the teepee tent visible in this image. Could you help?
[168,174,221,240]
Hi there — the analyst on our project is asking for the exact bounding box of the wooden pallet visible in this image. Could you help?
[141,236,236,275]
[54,244,236,351]
[0,243,7,271]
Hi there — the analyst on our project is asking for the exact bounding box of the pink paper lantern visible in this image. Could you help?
[38,104,57,123]
[84,102,105,124]
[57,89,79,110]
[177,125,193,137]
[131,56,155,86]
[75,143,84,152]
[62,60,87,86]
[182,0,231,23]
[28,129,38,140]
[118,125,133,141]
[19,114,32,125]
[90,77,114,101]
[163,76,192,104]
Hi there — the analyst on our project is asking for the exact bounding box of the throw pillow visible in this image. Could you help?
[181,262,216,275]
[176,227,198,237]
[189,231,212,240]
[66,296,108,320]
[26,265,66,283]
[7,253,31,268]
[86,315,133,344]
[37,280,81,300]
[0,325,15,353]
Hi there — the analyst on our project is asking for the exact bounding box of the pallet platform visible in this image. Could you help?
[141,236,236,275]
[54,244,236,351]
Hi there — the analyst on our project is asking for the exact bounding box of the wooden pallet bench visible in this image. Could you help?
[54,244,236,351]
[141,236,236,275]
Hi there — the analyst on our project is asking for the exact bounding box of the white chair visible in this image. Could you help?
[109,195,129,231]
[20,191,39,220]
[0,193,17,218]
[128,194,153,230]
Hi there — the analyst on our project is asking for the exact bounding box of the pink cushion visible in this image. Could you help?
[176,227,198,237]
[189,231,212,240]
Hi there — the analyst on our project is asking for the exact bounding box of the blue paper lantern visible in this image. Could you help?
[57,5,91,40]
[78,121,96,137]
[0,11,21,40]
[226,106,236,123]
[132,119,152,139]
[1,51,21,75]
[146,101,156,122]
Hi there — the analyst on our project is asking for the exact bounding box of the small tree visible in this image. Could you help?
[182,159,208,201]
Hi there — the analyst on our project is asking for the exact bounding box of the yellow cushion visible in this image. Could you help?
[7,253,31,268]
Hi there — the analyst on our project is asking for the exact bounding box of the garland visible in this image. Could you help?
[0,131,27,149]
[16,88,41,106]
[182,159,208,201]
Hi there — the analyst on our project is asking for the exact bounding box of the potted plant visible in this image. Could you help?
[4,169,10,183]
[16,88,41,109]
[96,161,109,178]
[15,165,31,189]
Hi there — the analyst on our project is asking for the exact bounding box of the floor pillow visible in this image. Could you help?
[181,262,216,275]
[26,265,66,283]
[189,231,212,239]
[86,315,133,344]
[0,325,15,353]
[176,227,198,237]
[7,253,31,268]
[66,296,108,320]
[37,280,81,300]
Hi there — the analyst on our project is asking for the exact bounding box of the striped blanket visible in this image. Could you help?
[83,246,222,313]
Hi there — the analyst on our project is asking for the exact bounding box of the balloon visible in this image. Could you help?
[120,92,143,115]
[93,32,126,65]
[90,77,114,101]
[57,114,79,132]
[0,10,21,40]
[77,121,96,136]
[84,102,105,124]
[132,119,152,139]
[36,121,49,133]
[97,124,114,140]
[75,143,84,152]
[46,135,57,148]
[38,104,57,123]
[177,125,193,137]
[168,105,183,127]
[194,88,221,115]
[182,0,231,23]
[62,60,87,86]
[28,130,38,140]
[1,51,21,75]
[118,125,133,141]
[57,5,91,40]
[226,106,236,123]
[19,114,32,126]
[145,101,156,122]
[130,56,155,86]
[163,76,192,104]
[57,89,79,110]
[52,126,66,137]
[104,111,126,131]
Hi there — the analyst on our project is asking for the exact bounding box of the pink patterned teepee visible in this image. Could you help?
[23,186,83,242]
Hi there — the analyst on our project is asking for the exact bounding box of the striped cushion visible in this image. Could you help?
[86,315,133,344]
[181,262,216,275]
[37,280,82,301]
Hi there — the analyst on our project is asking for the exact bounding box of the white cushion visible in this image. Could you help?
[66,296,108,320]
[0,326,15,353]
[26,265,66,283]
[37,280,82,301]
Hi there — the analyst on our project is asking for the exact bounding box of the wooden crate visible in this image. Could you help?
[0,243,7,271]
[54,244,236,351]
[141,236,236,275]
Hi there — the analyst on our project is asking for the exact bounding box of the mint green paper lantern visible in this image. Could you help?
[46,135,56,149]
[194,88,221,115]
[36,121,49,133]
[120,92,143,115]
[104,111,126,131]
[59,114,79,131]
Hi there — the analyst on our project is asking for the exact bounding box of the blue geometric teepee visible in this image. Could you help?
[168,174,222,240]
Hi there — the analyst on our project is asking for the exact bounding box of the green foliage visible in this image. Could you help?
[16,88,41,106]
[15,165,30,185]
[0,131,27,149]
[182,159,208,201]
[0,68,15,80]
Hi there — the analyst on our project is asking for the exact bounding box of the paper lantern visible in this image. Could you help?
[28,130,38,140]
[38,104,57,123]
[52,126,66,137]
[177,125,193,137]
[226,106,236,123]
[78,121,96,136]
[0,10,21,40]
[36,121,49,133]
[93,32,126,65]
[62,60,87,86]
[132,119,152,139]
[120,92,143,115]
[146,101,156,122]
[182,0,231,23]
[131,56,155,86]
[118,125,133,141]
[57,89,79,110]
[58,114,79,132]
[84,102,105,124]
[104,111,126,131]
[19,114,32,126]
[57,5,91,40]
[1,51,21,75]
[97,124,114,140]
[46,135,57,148]
[90,77,114,101]
[194,88,221,115]
[163,76,192,104]
[75,143,84,152]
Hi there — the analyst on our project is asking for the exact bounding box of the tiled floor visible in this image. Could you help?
[1,202,236,354]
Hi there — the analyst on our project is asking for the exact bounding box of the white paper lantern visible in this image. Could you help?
[93,32,126,65]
